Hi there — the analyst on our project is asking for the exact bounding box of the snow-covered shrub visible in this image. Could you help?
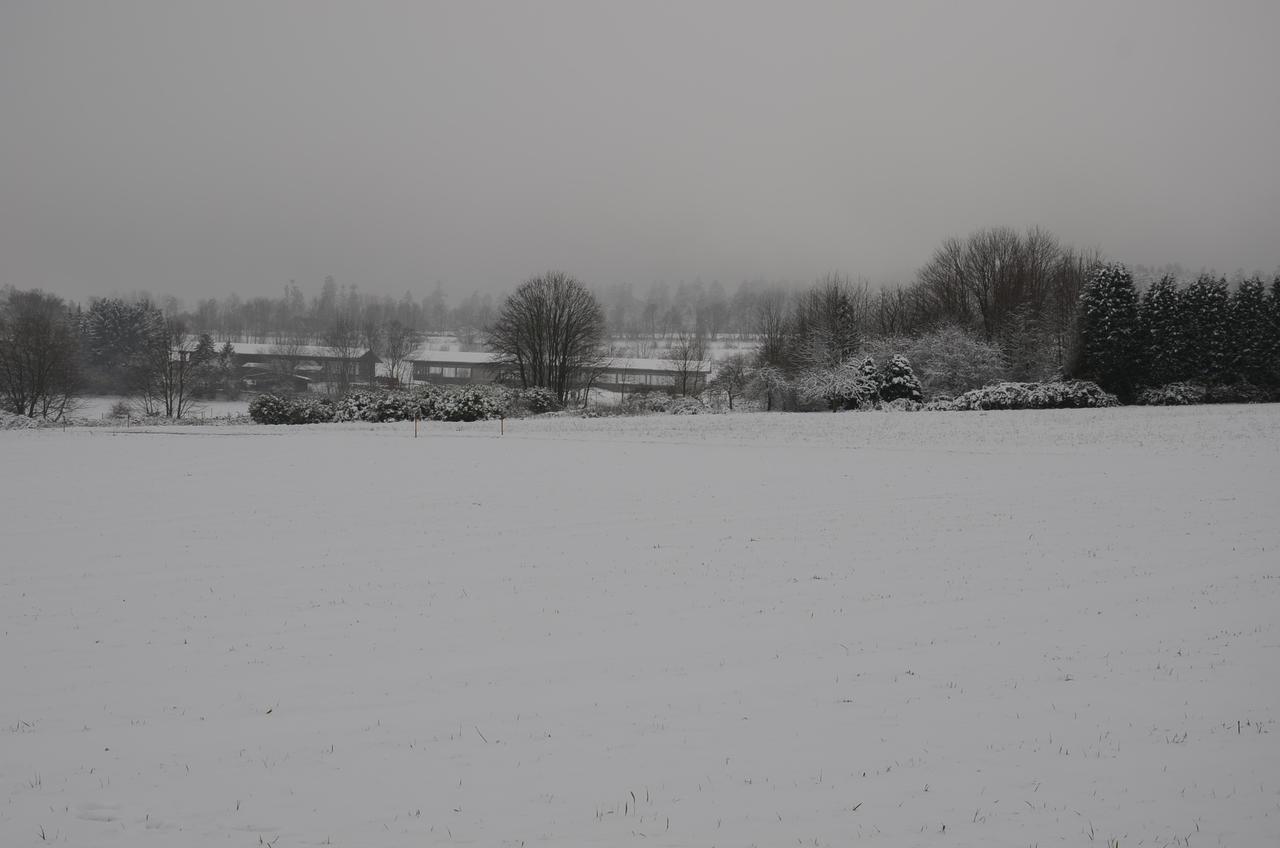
[332,386,514,422]
[862,326,1008,400]
[333,389,439,422]
[292,396,337,424]
[385,390,432,421]
[623,392,673,414]
[922,398,957,411]
[248,394,288,424]
[883,398,922,412]
[797,365,878,411]
[403,386,444,420]
[1136,382,1206,406]
[746,364,795,411]
[248,393,337,424]
[508,387,561,415]
[1203,382,1271,404]
[0,410,38,429]
[333,391,378,422]
[429,385,510,421]
[951,380,1119,411]
[1136,381,1272,406]
[877,355,924,403]
[667,396,708,415]
[858,356,879,383]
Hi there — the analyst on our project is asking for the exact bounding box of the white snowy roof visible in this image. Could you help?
[405,348,709,374]
[405,348,500,365]
[600,356,712,374]
[226,342,376,360]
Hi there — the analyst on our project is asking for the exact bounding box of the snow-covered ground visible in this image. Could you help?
[2,406,1278,846]
[70,396,250,421]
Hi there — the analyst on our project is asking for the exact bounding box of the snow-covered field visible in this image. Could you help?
[70,396,250,421]
[3,406,1278,846]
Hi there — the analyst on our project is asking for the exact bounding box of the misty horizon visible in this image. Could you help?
[3,1,1278,305]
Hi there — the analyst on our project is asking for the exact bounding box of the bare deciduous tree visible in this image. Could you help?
[486,271,606,406]
[0,288,80,420]
[323,314,362,396]
[793,274,866,369]
[137,318,214,418]
[753,288,793,370]
[748,363,793,412]
[668,331,708,396]
[269,338,306,387]
[707,352,752,410]
[912,226,1099,351]
[377,320,418,386]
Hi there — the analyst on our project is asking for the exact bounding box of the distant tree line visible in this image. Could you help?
[4,225,1278,419]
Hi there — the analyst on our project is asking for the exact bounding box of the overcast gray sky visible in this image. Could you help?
[2,0,1278,302]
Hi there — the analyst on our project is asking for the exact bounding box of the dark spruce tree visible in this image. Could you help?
[1180,274,1232,384]
[1140,275,1187,385]
[1268,275,1280,389]
[877,354,924,403]
[1230,275,1271,386]
[1076,263,1143,401]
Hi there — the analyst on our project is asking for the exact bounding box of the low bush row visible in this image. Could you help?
[1136,381,1275,406]
[248,385,562,425]
[248,376,1273,425]
[945,380,1120,411]
[248,393,338,424]
[579,392,714,418]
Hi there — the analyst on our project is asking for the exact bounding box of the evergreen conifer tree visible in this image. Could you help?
[857,356,881,399]
[1077,263,1143,400]
[1140,275,1186,385]
[877,354,924,402]
[1266,275,1280,388]
[1181,274,1231,384]
[1230,276,1269,385]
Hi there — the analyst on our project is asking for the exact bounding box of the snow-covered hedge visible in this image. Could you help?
[507,387,561,415]
[1202,382,1273,404]
[250,385,515,425]
[950,380,1119,411]
[599,392,715,416]
[1135,382,1206,406]
[1136,381,1273,406]
[248,394,337,424]
[334,389,435,422]
[667,396,708,415]
[428,385,510,422]
[621,392,677,414]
